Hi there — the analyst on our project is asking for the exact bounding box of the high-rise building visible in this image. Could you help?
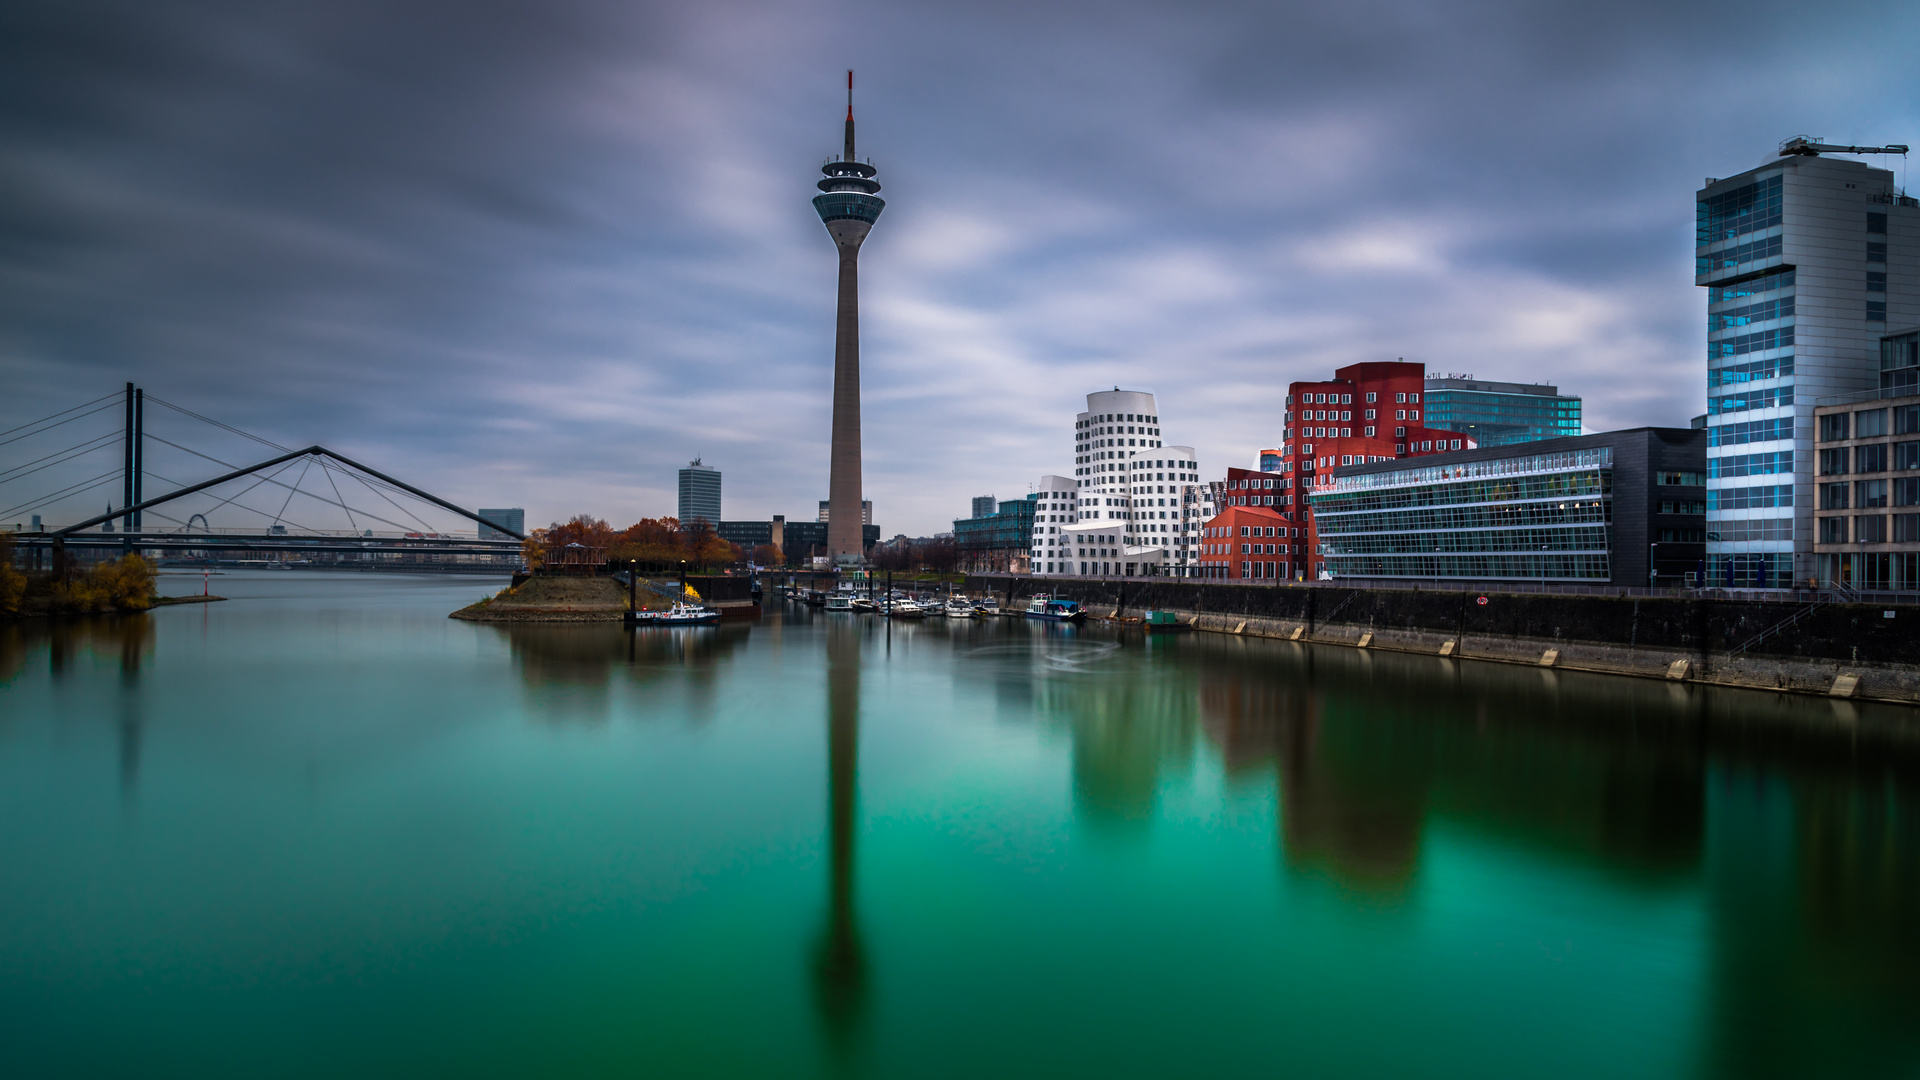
[678,459,721,525]
[1697,139,1917,587]
[1058,389,1210,576]
[814,72,885,566]
[477,508,525,541]
[1422,376,1581,446]
[1269,360,1470,579]
[971,495,998,519]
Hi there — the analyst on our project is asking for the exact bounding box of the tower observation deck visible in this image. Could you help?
[814,72,885,565]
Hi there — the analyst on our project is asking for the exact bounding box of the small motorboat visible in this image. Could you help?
[627,601,721,627]
[945,598,977,618]
[851,596,877,613]
[885,599,926,618]
[826,594,854,612]
[973,599,1001,616]
[1024,596,1085,622]
[922,597,948,618]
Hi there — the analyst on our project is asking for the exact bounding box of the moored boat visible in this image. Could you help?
[1024,596,1085,622]
[826,594,854,612]
[627,601,721,627]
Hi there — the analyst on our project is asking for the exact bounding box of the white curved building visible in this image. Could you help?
[1031,389,1214,577]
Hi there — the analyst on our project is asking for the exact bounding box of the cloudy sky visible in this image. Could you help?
[3,0,1917,536]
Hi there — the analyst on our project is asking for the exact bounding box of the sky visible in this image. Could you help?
[3,0,1918,537]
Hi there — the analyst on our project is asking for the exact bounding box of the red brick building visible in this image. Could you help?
[1196,504,1291,580]
[1208,361,1470,580]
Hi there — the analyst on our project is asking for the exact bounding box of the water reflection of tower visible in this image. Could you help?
[812,619,866,1043]
[813,71,885,566]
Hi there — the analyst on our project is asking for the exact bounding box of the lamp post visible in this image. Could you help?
[1649,541,1659,589]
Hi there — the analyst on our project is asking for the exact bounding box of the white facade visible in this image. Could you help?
[1697,152,1920,586]
[1033,389,1214,576]
[1026,475,1079,575]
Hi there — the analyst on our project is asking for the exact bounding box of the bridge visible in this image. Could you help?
[4,384,525,572]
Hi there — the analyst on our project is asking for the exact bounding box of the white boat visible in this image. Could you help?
[885,599,925,618]
[626,601,721,627]
[945,598,977,618]
[921,598,948,617]
[826,594,853,612]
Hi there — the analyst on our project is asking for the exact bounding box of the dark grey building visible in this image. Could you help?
[1310,428,1707,586]
[970,495,997,519]
[477,508,524,541]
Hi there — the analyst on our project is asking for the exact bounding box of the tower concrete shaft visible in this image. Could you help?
[814,73,884,565]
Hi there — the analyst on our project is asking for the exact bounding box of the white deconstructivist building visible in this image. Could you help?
[1029,388,1215,577]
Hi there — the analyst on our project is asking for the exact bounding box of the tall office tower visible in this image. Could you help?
[678,459,721,525]
[814,72,885,565]
[971,495,998,519]
[1697,138,1917,587]
[1065,388,1208,576]
[1422,376,1582,446]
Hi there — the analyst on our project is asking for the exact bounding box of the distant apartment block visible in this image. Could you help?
[477,508,524,541]
[1422,376,1581,447]
[678,459,721,525]
[970,495,997,519]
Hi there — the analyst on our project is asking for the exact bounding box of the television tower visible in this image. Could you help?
[814,71,885,565]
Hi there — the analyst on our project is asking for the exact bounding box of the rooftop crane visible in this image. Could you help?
[1778,136,1909,157]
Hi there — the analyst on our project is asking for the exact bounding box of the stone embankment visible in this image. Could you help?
[966,576,1920,706]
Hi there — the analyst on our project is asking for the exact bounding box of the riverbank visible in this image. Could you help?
[968,575,1920,706]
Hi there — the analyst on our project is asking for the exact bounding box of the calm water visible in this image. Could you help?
[2,572,1918,1079]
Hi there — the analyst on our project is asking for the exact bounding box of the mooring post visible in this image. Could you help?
[628,559,637,612]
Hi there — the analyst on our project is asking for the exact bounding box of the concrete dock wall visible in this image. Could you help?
[964,576,1920,705]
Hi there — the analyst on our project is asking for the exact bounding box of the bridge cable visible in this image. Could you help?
[0,469,124,521]
[0,400,121,450]
[143,395,293,454]
[341,465,440,534]
[141,438,427,535]
[138,470,325,535]
[146,394,458,529]
[271,457,314,530]
[0,430,123,486]
[320,461,360,534]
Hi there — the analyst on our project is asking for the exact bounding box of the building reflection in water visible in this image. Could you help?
[1194,638,1708,896]
[812,617,866,1049]
[496,622,750,725]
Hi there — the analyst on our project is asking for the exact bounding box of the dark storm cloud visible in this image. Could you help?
[1,0,1915,534]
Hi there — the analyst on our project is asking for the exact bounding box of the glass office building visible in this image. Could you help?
[1311,428,1706,585]
[1421,378,1581,447]
[1698,152,1918,587]
[677,459,721,525]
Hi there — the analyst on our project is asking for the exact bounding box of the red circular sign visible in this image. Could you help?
[1476,596,1488,606]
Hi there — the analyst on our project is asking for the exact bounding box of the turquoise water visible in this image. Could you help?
[1,572,1916,1079]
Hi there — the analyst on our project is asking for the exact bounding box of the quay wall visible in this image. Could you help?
[964,576,1920,705]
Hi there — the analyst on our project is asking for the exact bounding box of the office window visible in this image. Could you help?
[1868,242,1887,262]
[1897,514,1920,542]
[1896,477,1920,506]
[1868,271,1887,292]
[1819,448,1850,475]
[1869,301,1887,322]
[1819,516,1849,543]
[1857,515,1888,543]
[1900,406,1920,436]
[1868,212,1888,233]
[1860,478,1890,508]
[1818,413,1850,441]
[1655,471,1707,486]
[1857,409,1890,437]
[1858,443,1890,473]
[1820,482,1851,510]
